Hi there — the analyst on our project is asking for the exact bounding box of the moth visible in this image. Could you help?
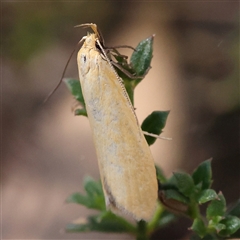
[77,23,158,221]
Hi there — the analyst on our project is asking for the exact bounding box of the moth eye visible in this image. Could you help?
[81,54,87,63]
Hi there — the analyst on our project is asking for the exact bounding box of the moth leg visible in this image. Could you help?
[142,131,172,140]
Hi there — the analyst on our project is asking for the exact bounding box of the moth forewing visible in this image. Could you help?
[77,32,158,221]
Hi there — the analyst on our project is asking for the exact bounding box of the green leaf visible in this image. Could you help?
[219,215,240,237]
[66,211,136,233]
[83,176,102,196]
[141,111,170,145]
[227,199,240,217]
[66,192,89,205]
[192,159,212,190]
[190,234,219,240]
[194,182,203,192]
[159,189,189,214]
[66,221,90,232]
[74,108,87,116]
[113,36,154,103]
[191,218,207,238]
[211,222,226,233]
[198,189,218,204]
[130,35,154,77]
[206,192,226,220]
[123,80,134,105]
[173,172,195,197]
[64,78,87,116]
[66,176,105,211]
[64,78,84,103]
[208,216,225,228]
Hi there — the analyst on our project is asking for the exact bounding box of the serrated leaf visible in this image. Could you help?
[191,218,207,238]
[198,189,218,204]
[173,172,195,197]
[192,159,212,190]
[141,111,170,145]
[64,78,86,106]
[130,35,154,77]
[66,211,136,233]
[219,215,240,237]
[207,192,226,220]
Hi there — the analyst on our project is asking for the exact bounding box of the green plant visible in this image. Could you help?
[64,36,240,239]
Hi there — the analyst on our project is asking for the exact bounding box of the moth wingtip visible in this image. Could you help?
[106,198,156,222]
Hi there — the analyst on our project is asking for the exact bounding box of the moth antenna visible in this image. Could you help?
[43,37,86,103]
[75,23,105,47]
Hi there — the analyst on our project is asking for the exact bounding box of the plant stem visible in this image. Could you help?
[147,203,164,233]
[136,220,149,240]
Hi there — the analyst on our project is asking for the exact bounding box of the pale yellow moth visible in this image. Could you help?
[77,23,158,221]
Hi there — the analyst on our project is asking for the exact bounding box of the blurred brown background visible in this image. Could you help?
[2,2,239,240]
